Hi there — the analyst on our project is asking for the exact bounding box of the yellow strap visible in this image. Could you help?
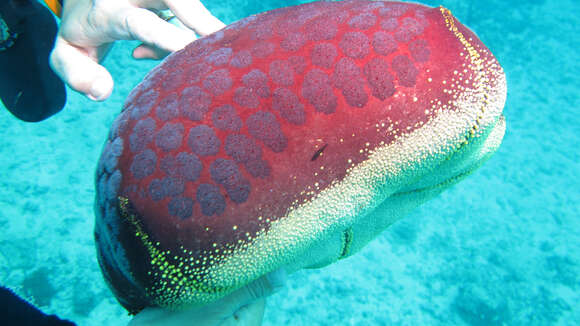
[43,0,63,18]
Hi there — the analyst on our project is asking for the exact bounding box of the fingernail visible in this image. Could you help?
[88,78,111,101]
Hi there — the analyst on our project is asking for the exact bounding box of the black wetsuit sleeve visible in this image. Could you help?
[0,0,66,122]
[0,286,76,326]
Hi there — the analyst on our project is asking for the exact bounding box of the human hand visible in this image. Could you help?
[128,269,287,326]
[49,0,225,101]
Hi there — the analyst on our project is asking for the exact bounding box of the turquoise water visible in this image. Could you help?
[0,0,578,325]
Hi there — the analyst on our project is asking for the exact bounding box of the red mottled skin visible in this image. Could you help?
[95,0,503,313]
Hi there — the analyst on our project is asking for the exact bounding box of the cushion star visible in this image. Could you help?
[94,0,507,318]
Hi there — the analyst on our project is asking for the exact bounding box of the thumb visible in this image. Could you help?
[50,37,114,101]
[218,299,266,326]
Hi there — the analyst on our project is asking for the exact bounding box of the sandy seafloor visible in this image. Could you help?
[0,0,578,325]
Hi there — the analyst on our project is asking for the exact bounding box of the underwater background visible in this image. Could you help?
[0,0,578,325]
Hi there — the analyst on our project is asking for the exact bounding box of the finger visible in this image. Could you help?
[132,12,199,60]
[165,0,226,35]
[132,43,170,60]
[264,268,287,293]
[123,7,196,52]
[49,37,114,101]
[223,268,287,312]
